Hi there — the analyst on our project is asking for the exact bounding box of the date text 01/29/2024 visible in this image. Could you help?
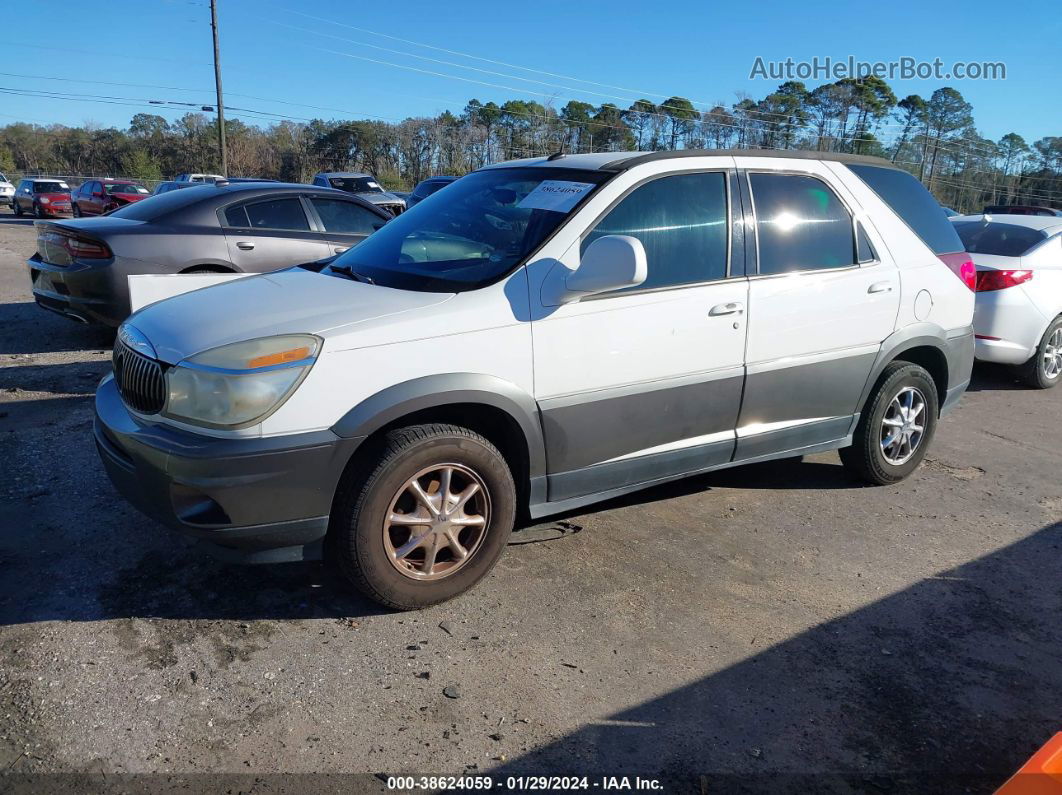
[385,776,664,791]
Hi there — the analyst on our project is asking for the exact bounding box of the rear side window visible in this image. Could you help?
[750,173,855,274]
[581,171,729,290]
[309,198,380,235]
[953,221,1048,257]
[848,164,964,255]
[230,198,310,231]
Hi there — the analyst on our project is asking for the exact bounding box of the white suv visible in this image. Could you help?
[94,150,975,609]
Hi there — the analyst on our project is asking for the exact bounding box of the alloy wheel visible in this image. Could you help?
[382,463,491,581]
[1042,328,1062,380]
[880,386,927,466]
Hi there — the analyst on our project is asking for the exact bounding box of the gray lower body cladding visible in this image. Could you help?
[94,376,361,561]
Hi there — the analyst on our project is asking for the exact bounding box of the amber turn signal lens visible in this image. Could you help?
[246,346,311,369]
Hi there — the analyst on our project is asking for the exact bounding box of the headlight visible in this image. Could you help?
[164,334,321,428]
[39,197,50,204]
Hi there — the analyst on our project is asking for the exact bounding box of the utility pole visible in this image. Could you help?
[210,0,227,176]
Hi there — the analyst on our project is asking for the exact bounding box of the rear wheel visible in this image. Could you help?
[840,362,939,485]
[1018,318,1062,389]
[332,423,516,610]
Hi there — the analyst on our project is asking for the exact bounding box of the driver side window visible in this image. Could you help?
[581,172,729,292]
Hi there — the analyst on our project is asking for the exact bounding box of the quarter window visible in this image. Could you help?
[750,173,856,274]
[225,198,310,231]
[581,172,729,290]
[310,198,380,235]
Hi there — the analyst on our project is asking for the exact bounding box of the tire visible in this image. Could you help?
[840,361,939,485]
[13,201,22,217]
[332,423,516,610]
[34,203,45,219]
[72,203,82,217]
[1018,317,1062,389]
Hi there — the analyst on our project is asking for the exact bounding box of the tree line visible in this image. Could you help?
[2,78,1059,212]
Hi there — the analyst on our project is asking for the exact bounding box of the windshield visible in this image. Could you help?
[35,182,68,193]
[328,167,609,291]
[327,176,383,193]
[954,221,1049,257]
[105,183,149,194]
[109,184,211,220]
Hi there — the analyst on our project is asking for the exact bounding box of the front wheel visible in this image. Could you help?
[34,203,45,219]
[332,423,516,610]
[1018,318,1062,389]
[840,362,939,485]
[13,201,22,217]
[72,203,82,217]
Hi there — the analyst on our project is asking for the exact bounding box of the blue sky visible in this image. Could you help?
[4,0,1060,144]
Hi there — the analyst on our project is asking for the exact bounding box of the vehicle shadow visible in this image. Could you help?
[491,520,1062,793]
[966,362,1029,392]
[0,301,114,355]
[530,456,862,529]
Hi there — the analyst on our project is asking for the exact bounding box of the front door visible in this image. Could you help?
[734,160,900,459]
[532,169,748,502]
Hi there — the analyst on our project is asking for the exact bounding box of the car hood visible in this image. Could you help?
[126,267,453,364]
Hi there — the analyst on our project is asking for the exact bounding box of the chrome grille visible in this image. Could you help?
[112,340,166,414]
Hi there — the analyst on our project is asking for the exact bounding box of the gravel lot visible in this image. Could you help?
[0,209,1059,793]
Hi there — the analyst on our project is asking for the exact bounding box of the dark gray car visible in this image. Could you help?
[28,182,390,326]
[406,176,458,209]
[311,172,406,216]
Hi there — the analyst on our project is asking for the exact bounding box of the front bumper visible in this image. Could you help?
[94,376,362,562]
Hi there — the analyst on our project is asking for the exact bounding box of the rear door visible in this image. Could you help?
[221,195,330,272]
[305,196,385,256]
[734,160,900,459]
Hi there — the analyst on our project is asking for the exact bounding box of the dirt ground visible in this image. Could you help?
[0,209,1058,794]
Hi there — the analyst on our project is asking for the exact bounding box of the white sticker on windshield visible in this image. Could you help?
[517,180,595,213]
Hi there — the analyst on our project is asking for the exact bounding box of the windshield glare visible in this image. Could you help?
[329,177,382,193]
[329,167,608,291]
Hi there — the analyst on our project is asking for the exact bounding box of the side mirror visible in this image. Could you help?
[562,235,647,302]
[93,191,105,198]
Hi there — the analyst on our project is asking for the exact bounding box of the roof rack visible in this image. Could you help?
[599,148,900,172]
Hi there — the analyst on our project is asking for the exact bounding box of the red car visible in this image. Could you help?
[12,178,72,218]
[71,179,152,217]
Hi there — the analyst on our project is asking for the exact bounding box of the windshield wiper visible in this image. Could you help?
[329,263,375,285]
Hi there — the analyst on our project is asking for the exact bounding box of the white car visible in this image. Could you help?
[0,173,14,203]
[95,150,975,609]
[174,173,226,184]
[951,214,1062,388]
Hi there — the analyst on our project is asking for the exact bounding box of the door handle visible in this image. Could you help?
[868,281,893,294]
[333,246,349,254]
[236,241,255,250]
[709,301,745,316]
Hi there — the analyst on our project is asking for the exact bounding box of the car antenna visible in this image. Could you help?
[547,149,566,161]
